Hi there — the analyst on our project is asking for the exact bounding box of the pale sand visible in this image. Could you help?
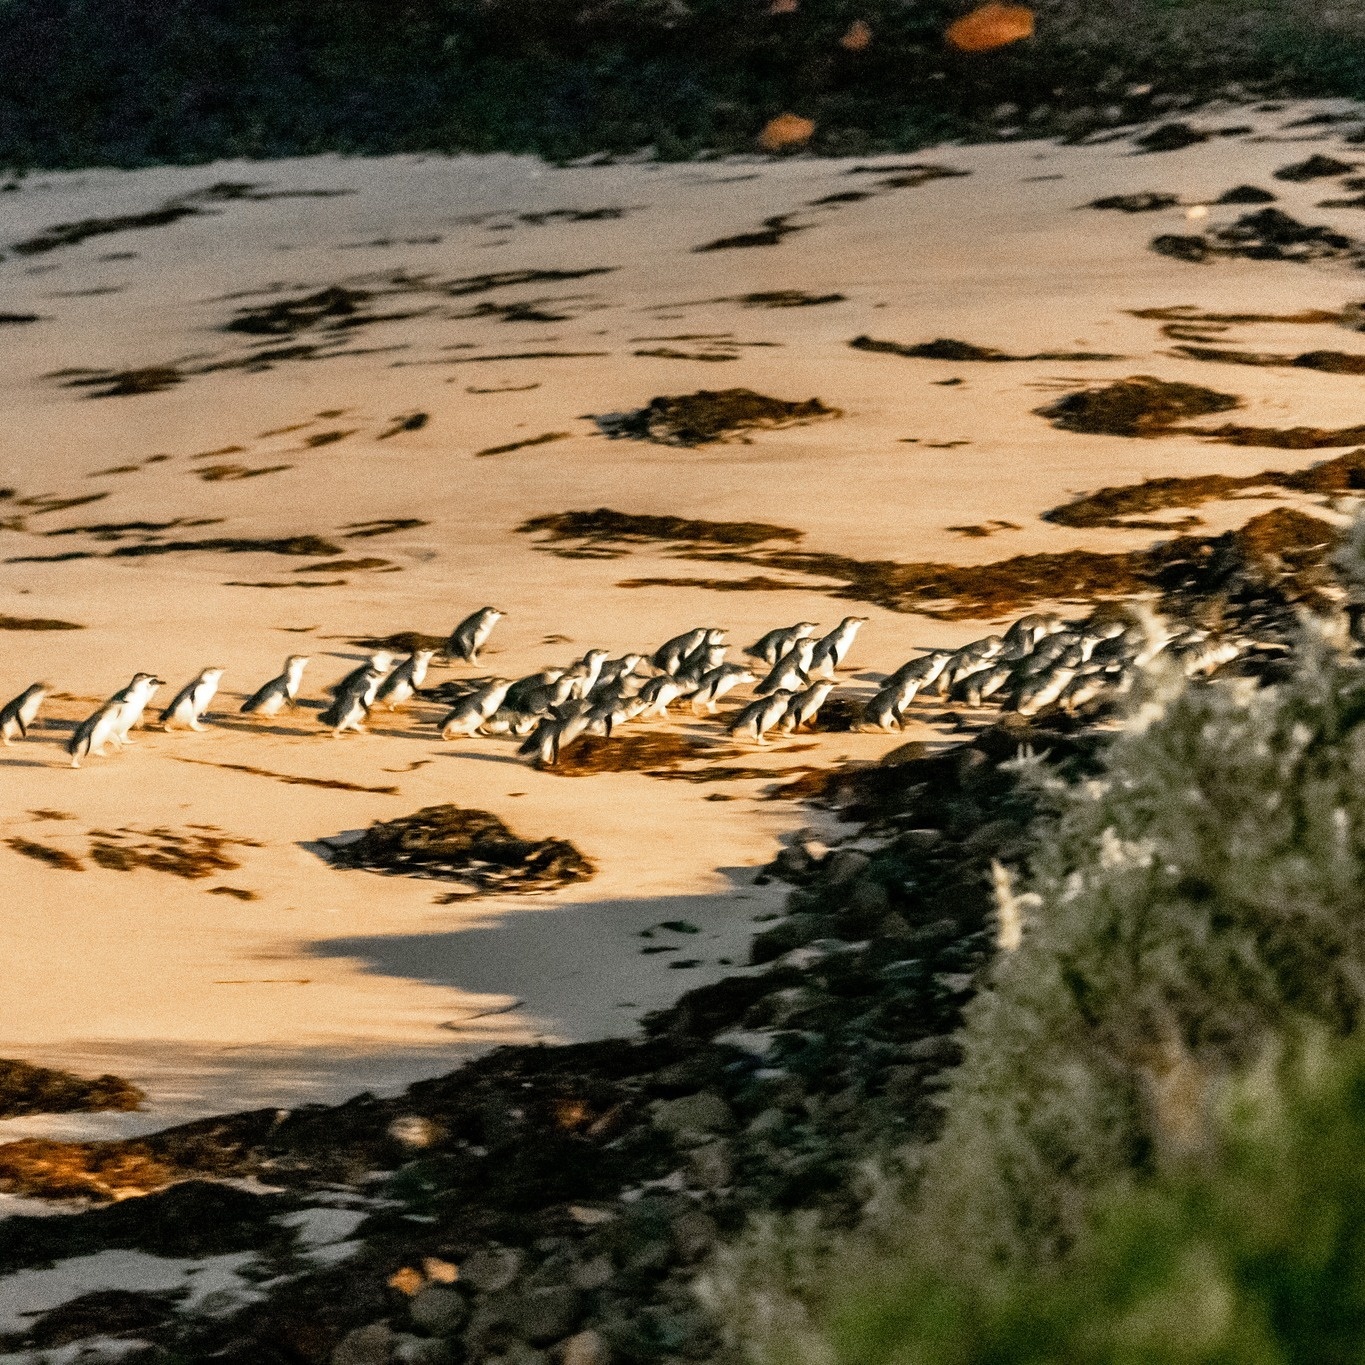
[3,97,1364,1137]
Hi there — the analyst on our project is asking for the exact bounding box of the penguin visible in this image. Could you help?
[517,700,591,765]
[505,668,564,714]
[520,671,579,716]
[884,650,952,692]
[745,622,817,667]
[374,650,436,710]
[564,649,610,701]
[595,654,645,692]
[1001,613,1063,658]
[960,662,1016,708]
[690,664,755,714]
[1014,666,1077,717]
[726,690,794,744]
[68,698,124,768]
[110,674,164,745]
[782,678,836,732]
[863,670,930,729]
[328,652,394,703]
[755,651,809,697]
[242,655,310,716]
[440,678,513,739]
[0,683,48,744]
[1177,638,1239,677]
[639,673,690,716]
[319,664,384,735]
[652,627,709,675]
[481,708,541,738]
[677,641,729,687]
[448,607,504,664]
[161,668,224,731]
[808,617,867,677]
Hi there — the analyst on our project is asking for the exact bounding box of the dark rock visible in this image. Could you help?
[509,1285,582,1345]
[750,913,829,964]
[23,1289,173,1349]
[0,1180,287,1273]
[462,1245,524,1294]
[410,1285,467,1336]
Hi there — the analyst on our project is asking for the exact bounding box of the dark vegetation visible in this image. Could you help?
[0,1060,144,1121]
[1151,207,1363,265]
[518,508,805,557]
[1044,447,1365,529]
[607,506,1339,627]
[325,804,595,898]
[6,0,1365,170]
[0,613,83,630]
[87,826,262,880]
[850,335,1122,362]
[597,389,841,446]
[1036,374,1242,436]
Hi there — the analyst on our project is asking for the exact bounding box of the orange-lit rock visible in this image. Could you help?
[758,113,815,152]
[768,0,798,12]
[945,3,1034,52]
[840,19,873,51]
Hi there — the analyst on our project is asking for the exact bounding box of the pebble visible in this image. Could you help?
[462,1245,524,1294]
[561,1329,610,1365]
[511,1285,582,1345]
[410,1285,467,1336]
[333,1322,395,1365]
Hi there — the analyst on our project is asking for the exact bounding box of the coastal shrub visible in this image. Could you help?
[827,1031,1365,1365]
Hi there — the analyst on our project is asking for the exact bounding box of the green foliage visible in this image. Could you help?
[916,633,1365,1268]
[830,1032,1365,1365]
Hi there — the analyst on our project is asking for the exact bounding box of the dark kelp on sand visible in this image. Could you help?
[1044,448,1365,529]
[0,1060,144,1121]
[1152,207,1362,265]
[517,509,804,558]
[594,389,840,446]
[850,335,1122,362]
[325,804,594,897]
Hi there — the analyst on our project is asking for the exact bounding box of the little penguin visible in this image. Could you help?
[319,664,384,735]
[782,678,836,732]
[242,655,310,716]
[745,622,817,666]
[0,683,47,744]
[690,664,755,714]
[653,627,709,675]
[328,652,394,702]
[68,698,124,768]
[726,690,793,744]
[755,652,808,697]
[639,674,689,716]
[440,678,513,739]
[110,674,164,745]
[564,649,609,700]
[809,617,867,677]
[375,650,435,710]
[161,667,224,731]
[449,607,504,664]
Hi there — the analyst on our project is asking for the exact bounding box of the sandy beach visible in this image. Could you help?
[5,94,1365,1141]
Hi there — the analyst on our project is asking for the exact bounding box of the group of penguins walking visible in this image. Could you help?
[0,601,1240,769]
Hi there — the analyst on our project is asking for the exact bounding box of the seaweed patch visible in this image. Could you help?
[325,804,594,897]
[0,1061,144,1120]
[851,335,1122,362]
[593,389,840,446]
